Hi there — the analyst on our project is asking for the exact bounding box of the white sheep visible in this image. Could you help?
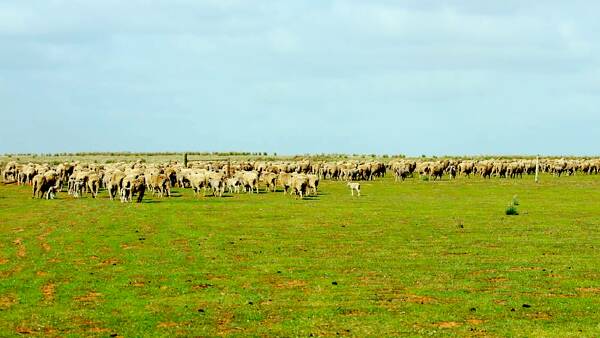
[347,182,361,196]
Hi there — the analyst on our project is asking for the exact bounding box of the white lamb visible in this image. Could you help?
[347,182,361,197]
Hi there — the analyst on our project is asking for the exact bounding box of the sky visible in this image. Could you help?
[1,0,600,156]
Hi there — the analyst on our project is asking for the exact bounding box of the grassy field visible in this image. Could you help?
[1,174,600,337]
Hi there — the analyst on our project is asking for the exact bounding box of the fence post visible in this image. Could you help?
[535,155,539,183]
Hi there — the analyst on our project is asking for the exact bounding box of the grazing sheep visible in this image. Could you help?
[121,177,146,203]
[32,171,60,199]
[307,174,320,195]
[261,172,278,192]
[289,175,308,199]
[150,173,171,197]
[226,177,242,194]
[106,171,125,200]
[87,174,100,198]
[208,178,225,197]
[347,182,360,197]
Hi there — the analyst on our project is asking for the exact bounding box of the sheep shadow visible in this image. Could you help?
[301,195,320,201]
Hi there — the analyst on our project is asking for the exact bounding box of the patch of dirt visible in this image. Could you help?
[0,294,17,309]
[170,239,191,253]
[0,257,8,265]
[157,322,178,328]
[487,277,508,283]
[89,327,111,333]
[216,312,237,335]
[508,266,544,272]
[42,283,56,302]
[41,242,52,252]
[275,280,307,289]
[48,258,62,263]
[546,293,576,298]
[98,258,120,266]
[13,238,26,258]
[468,269,498,276]
[130,281,145,287]
[404,295,436,304]
[74,292,102,303]
[493,299,507,305]
[577,287,600,293]
[15,326,33,334]
[467,319,485,325]
[43,327,57,335]
[526,312,552,320]
[37,227,54,252]
[192,283,212,290]
[12,228,24,233]
[434,322,462,329]
[0,266,23,278]
[120,243,138,250]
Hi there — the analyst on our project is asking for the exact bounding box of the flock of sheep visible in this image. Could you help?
[1,157,598,202]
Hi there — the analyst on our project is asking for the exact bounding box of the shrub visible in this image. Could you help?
[506,196,520,215]
[505,205,519,216]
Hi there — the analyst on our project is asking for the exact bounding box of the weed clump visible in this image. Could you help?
[506,196,519,215]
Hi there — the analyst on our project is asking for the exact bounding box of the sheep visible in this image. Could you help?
[208,178,225,197]
[261,172,278,192]
[289,175,308,199]
[226,177,242,194]
[347,182,360,197]
[121,177,146,203]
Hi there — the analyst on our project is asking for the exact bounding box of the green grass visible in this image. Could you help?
[1,174,600,336]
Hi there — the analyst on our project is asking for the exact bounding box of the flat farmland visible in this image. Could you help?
[1,174,599,336]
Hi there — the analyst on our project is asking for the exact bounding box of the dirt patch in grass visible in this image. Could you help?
[275,280,307,289]
[13,238,26,258]
[0,265,23,278]
[15,326,33,334]
[37,227,54,252]
[0,257,8,265]
[192,283,213,290]
[41,242,52,252]
[0,294,17,310]
[434,321,462,328]
[487,277,508,283]
[216,312,237,336]
[508,266,544,272]
[120,243,139,250]
[467,319,485,325]
[404,295,436,304]
[98,258,120,266]
[74,292,102,303]
[468,269,498,276]
[157,322,180,328]
[577,287,600,293]
[42,283,56,302]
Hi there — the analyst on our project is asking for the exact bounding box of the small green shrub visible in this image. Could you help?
[505,205,519,215]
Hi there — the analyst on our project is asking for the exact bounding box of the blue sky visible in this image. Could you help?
[1,1,599,156]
